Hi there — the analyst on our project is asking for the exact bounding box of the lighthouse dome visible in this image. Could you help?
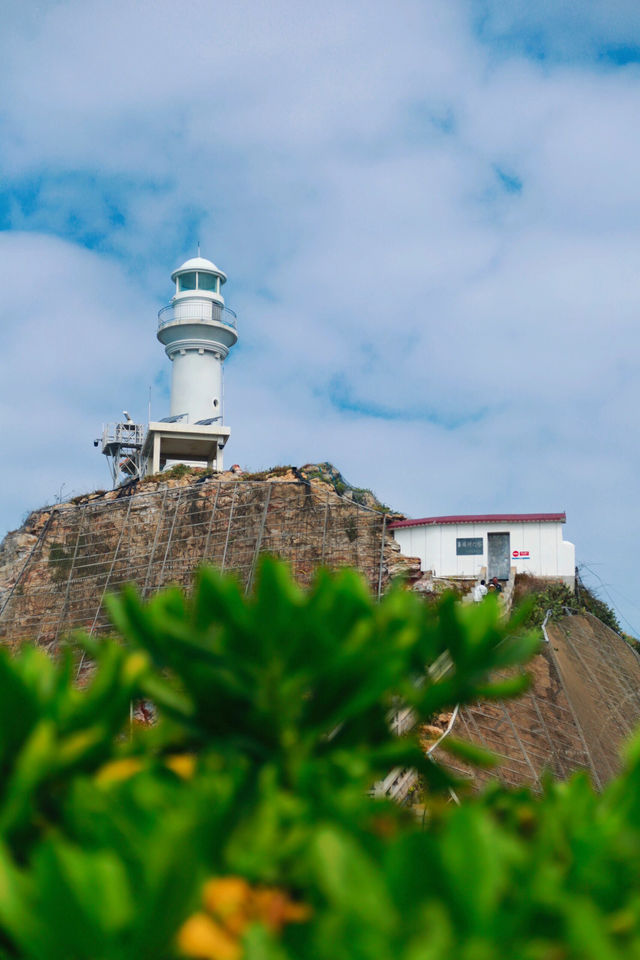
[171,256,227,285]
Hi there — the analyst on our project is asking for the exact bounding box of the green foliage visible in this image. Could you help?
[105,561,537,796]
[158,464,212,481]
[516,579,578,628]
[344,517,358,542]
[349,486,391,513]
[577,580,622,634]
[47,542,73,583]
[515,574,622,635]
[242,466,295,481]
[299,463,392,512]
[0,559,639,959]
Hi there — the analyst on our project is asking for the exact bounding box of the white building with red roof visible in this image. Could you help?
[389,513,575,584]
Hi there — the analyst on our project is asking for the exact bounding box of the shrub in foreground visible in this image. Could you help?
[0,559,637,958]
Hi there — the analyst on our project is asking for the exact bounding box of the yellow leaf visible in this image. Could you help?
[122,652,149,684]
[203,877,251,919]
[177,913,241,960]
[165,754,197,780]
[95,757,144,785]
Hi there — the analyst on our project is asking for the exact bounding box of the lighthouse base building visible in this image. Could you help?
[141,421,230,475]
[390,513,575,585]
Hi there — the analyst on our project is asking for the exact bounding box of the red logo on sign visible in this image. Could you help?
[513,550,519,557]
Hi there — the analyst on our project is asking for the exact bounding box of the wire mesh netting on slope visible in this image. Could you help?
[0,480,387,648]
[434,613,640,791]
[545,613,640,785]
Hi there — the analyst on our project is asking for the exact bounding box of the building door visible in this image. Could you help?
[488,532,510,580]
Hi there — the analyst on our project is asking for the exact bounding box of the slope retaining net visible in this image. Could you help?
[433,613,640,791]
[0,480,387,648]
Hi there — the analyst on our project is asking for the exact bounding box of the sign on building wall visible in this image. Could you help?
[513,550,530,559]
[456,537,483,556]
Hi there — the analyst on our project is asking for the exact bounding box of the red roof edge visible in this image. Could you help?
[388,512,566,530]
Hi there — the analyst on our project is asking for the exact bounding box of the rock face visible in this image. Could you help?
[432,613,640,791]
[0,468,420,649]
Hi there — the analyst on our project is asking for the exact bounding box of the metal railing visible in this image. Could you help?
[158,301,237,332]
[102,422,145,448]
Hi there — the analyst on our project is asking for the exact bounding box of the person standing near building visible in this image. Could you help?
[472,579,488,602]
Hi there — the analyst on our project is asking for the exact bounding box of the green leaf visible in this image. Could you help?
[311,826,395,931]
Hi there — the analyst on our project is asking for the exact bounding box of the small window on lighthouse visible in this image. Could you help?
[178,272,197,291]
[198,273,218,293]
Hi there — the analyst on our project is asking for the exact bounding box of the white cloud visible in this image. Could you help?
[0,233,160,519]
[0,0,638,632]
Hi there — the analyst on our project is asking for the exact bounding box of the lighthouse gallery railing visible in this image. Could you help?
[158,301,237,331]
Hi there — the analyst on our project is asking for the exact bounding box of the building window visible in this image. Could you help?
[197,273,218,293]
[178,272,197,291]
[456,537,483,556]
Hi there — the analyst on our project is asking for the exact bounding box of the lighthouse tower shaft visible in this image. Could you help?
[170,349,224,423]
[141,256,238,476]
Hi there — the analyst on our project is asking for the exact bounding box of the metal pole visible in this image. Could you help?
[88,497,133,636]
[142,489,168,597]
[546,637,603,790]
[320,496,330,566]
[246,485,272,594]
[202,483,221,560]
[377,514,387,599]
[221,482,238,572]
[158,489,184,585]
[51,501,90,644]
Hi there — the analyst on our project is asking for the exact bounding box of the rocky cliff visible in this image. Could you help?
[0,465,420,649]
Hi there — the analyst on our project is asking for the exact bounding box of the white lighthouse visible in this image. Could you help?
[158,256,238,423]
[98,253,239,483]
[140,254,238,475]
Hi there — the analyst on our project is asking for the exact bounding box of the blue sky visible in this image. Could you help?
[0,0,639,635]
